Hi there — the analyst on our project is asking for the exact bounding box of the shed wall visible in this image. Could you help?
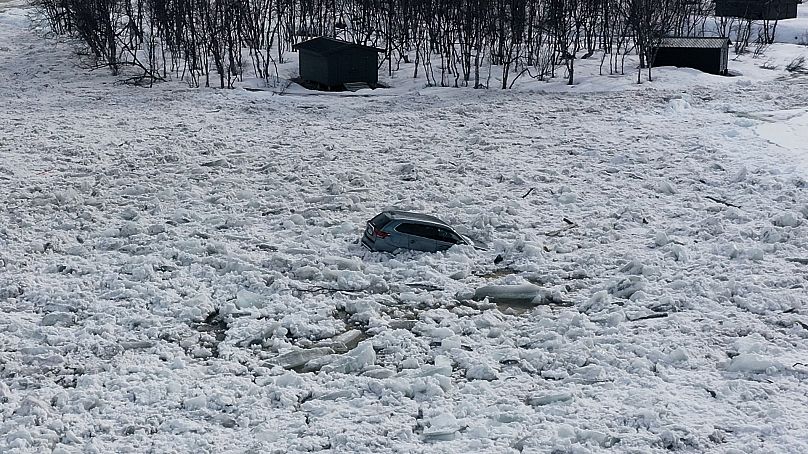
[652,47,727,75]
[331,48,379,85]
[298,50,330,85]
[298,44,380,88]
[715,0,797,20]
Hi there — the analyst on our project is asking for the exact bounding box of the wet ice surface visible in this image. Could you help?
[2,7,808,454]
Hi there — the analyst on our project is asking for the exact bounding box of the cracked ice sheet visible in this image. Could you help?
[756,108,808,174]
[2,4,808,454]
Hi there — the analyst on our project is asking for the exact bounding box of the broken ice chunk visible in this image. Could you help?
[320,341,376,374]
[272,347,335,370]
[473,283,543,305]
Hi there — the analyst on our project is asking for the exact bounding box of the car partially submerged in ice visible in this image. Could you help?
[361,210,473,253]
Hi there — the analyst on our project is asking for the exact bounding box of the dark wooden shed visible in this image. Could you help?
[652,37,731,76]
[292,37,384,90]
[714,0,798,20]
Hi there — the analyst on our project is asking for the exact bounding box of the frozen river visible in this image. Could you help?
[2,4,808,453]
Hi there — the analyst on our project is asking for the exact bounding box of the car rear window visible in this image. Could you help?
[370,213,392,228]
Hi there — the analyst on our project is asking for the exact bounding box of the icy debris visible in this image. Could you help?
[321,256,363,271]
[666,97,690,112]
[146,224,166,235]
[201,158,230,167]
[665,347,689,363]
[14,396,51,418]
[411,356,453,377]
[94,228,120,241]
[607,276,646,299]
[440,335,462,350]
[760,226,783,243]
[118,222,142,238]
[273,347,335,370]
[320,329,365,353]
[401,358,420,370]
[465,363,498,381]
[331,221,356,234]
[235,289,264,309]
[288,214,305,226]
[362,368,396,379]
[121,184,149,196]
[40,312,75,327]
[654,231,670,247]
[54,188,81,205]
[325,181,344,195]
[183,395,208,410]
[23,353,65,367]
[120,207,138,220]
[620,259,646,275]
[557,192,578,204]
[772,212,802,228]
[745,247,764,261]
[726,354,781,373]
[732,166,748,183]
[529,392,573,406]
[191,347,213,358]
[668,244,689,262]
[321,269,370,290]
[423,413,461,442]
[577,429,620,448]
[301,354,339,373]
[574,365,607,381]
[429,327,455,340]
[656,180,677,195]
[717,243,742,259]
[6,430,33,448]
[294,265,321,280]
[732,334,771,355]
[317,389,358,401]
[182,293,215,322]
[273,372,305,388]
[397,163,418,181]
[0,381,11,402]
[541,369,570,380]
[400,291,435,304]
[473,283,543,305]
[581,290,612,313]
[321,341,376,374]
[121,340,154,350]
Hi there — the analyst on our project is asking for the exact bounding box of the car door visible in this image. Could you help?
[394,223,437,252]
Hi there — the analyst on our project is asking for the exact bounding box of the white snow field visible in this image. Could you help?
[2,4,808,453]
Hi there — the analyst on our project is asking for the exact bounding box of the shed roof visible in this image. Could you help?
[657,37,731,48]
[292,37,384,55]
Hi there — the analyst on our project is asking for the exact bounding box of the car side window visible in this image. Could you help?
[397,223,435,239]
[436,228,460,244]
[396,223,423,236]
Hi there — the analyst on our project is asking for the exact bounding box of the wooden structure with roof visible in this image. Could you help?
[292,37,384,90]
[652,37,731,76]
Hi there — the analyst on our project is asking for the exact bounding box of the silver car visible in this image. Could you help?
[361,211,471,253]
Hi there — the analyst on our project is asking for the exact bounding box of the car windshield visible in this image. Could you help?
[370,212,392,228]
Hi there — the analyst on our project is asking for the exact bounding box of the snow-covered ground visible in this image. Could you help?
[2,4,808,453]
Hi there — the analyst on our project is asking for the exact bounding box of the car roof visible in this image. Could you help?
[383,210,450,226]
